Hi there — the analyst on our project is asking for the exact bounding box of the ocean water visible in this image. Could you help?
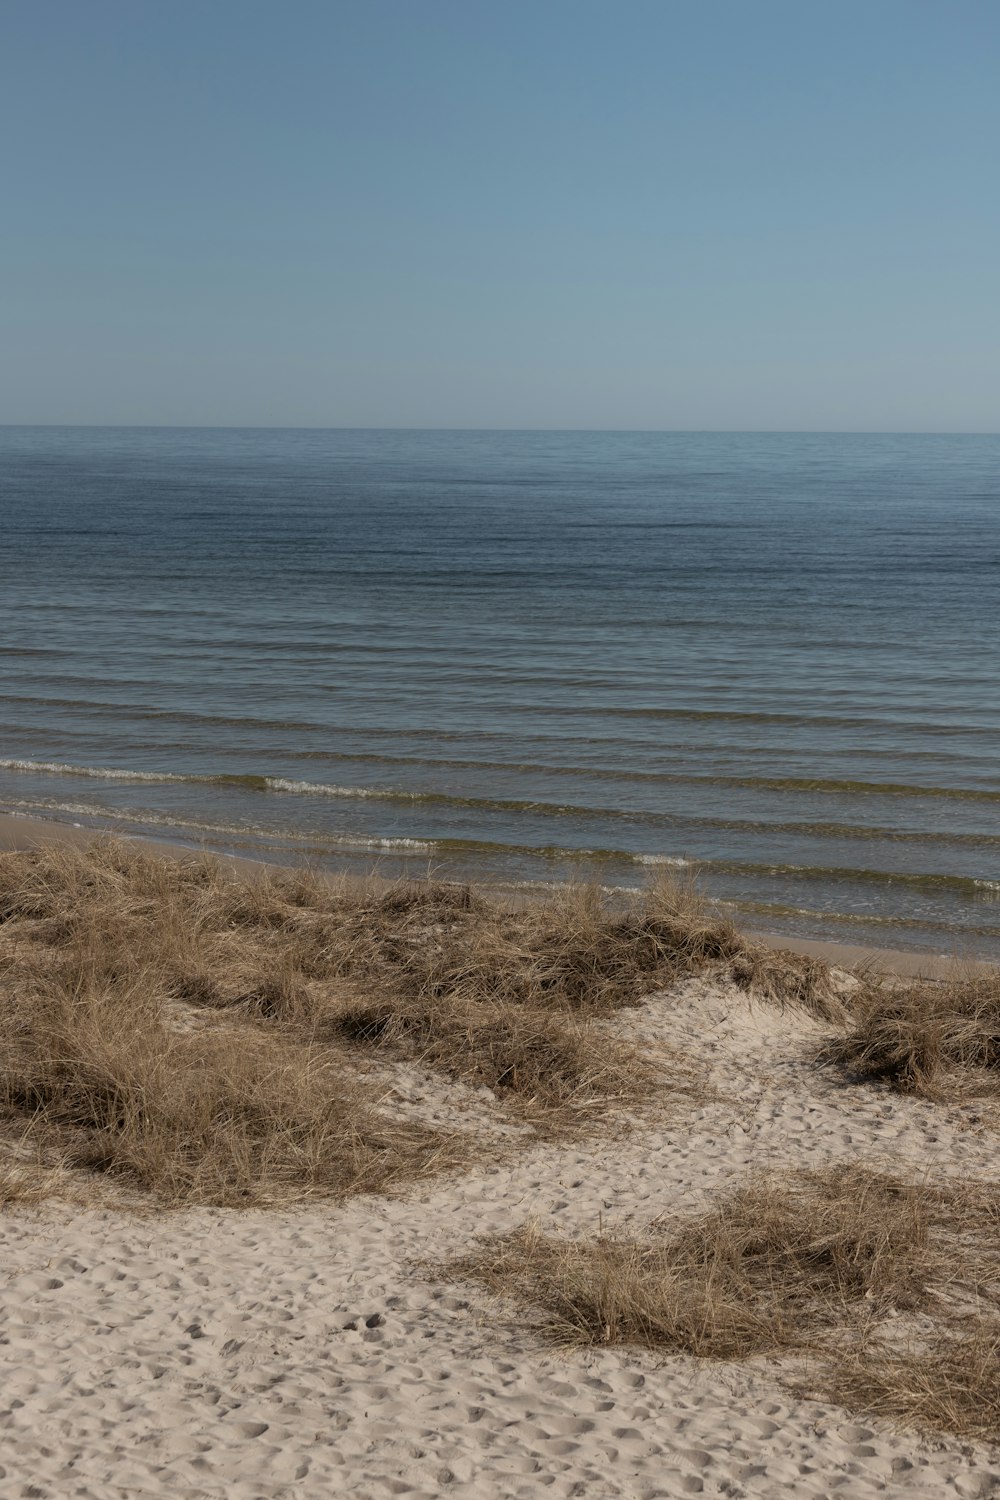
[1,426,999,957]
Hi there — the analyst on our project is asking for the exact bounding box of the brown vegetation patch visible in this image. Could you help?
[822,973,1000,1098]
[0,838,855,1207]
[447,1164,1000,1440]
[0,1153,70,1209]
[821,1330,1000,1445]
[0,951,458,1209]
[448,1166,949,1356]
[296,870,848,1022]
[1,839,781,1205]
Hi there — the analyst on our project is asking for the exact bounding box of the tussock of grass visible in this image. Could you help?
[0,952,457,1209]
[447,1164,1000,1440]
[449,1166,942,1357]
[822,973,1000,1097]
[0,838,843,1018]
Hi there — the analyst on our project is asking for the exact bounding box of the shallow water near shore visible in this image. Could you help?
[2,426,999,957]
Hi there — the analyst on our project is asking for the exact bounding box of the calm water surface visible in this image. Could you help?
[1,427,999,956]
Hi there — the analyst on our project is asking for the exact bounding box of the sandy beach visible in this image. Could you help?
[1,817,999,1499]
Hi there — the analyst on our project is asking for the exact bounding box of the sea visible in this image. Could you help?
[1,426,999,958]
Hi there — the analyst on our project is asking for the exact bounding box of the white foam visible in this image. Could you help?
[365,837,434,852]
[0,758,181,784]
[264,777,374,798]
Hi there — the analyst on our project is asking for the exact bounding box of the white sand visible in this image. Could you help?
[2,976,999,1499]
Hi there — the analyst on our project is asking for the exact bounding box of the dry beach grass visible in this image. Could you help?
[823,970,1000,1098]
[0,836,835,1206]
[4,833,1000,1491]
[447,1164,1000,1440]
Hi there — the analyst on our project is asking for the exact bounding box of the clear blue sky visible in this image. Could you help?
[3,1,998,429]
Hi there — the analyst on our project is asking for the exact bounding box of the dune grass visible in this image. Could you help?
[0,836,829,1206]
[821,972,1000,1098]
[6,835,1000,1441]
[0,929,459,1208]
[447,1164,1000,1440]
[0,1153,71,1209]
[822,1330,1000,1446]
[449,1166,961,1357]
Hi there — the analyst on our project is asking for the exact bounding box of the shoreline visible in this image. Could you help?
[2,808,992,982]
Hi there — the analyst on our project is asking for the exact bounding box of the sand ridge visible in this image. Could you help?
[2,975,999,1499]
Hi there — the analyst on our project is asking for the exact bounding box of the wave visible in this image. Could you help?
[431,839,690,867]
[0,758,193,785]
[0,797,438,855]
[724,819,1000,848]
[263,776,367,797]
[0,760,291,796]
[6,755,1000,849]
[4,757,1000,813]
[4,690,1000,742]
[631,854,692,867]
[6,721,997,785]
[5,792,997,907]
[725,898,1000,939]
[526,704,1000,738]
[711,859,1000,900]
[1,799,665,868]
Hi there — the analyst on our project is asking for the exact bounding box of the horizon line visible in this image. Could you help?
[2,424,998,437]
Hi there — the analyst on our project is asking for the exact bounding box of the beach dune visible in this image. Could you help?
[0,822,997,1498]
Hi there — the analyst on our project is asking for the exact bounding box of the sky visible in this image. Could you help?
[2,1,999,430]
